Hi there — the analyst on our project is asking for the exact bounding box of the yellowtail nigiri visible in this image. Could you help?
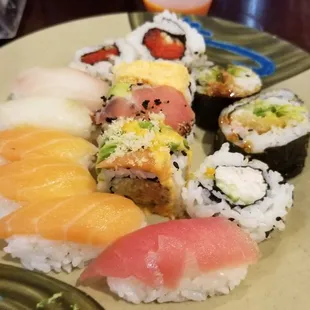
[0,126,97,167]
[11,67,109,112]
[0,193,146,273]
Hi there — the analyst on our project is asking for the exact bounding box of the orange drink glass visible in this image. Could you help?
[143,0,213,16]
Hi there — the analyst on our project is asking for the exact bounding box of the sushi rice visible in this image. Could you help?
[182,143,294,242]
[126,10,206,67]
[70,39,138,82]
[107,267,248,304]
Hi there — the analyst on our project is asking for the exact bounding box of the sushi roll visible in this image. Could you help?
[80,217,259,304]
[216,89,310,178]
[0,193,146,273]
[0,157,96,217]
[10,67,109,112]
[0,97,93,139]
[0,127,98,168]
[94,60,195,137]
[126,10,206,68]
[96,114,191,218]
[69,39,138,82]
[192,64,262,131]
[182,143,294,242]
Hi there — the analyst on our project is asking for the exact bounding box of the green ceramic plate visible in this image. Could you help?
[0,264,104,310]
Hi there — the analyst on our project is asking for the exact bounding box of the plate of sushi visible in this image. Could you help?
[0,9,310,310]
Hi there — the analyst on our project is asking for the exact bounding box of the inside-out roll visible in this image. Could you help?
[96,114,191,218]
[216,89,310,179]
[182,143,294,243]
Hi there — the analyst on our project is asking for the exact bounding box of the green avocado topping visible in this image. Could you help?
[252,100,306,121]
[227,65,249,77]
[169,142,180,152]
[97,143,117,162]
[138,121,154,130]
[107,82,132,99]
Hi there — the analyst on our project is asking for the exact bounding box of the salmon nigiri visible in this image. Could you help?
[0,193,146,273]
[0,127,97,167]
[80,217,259,304]
[11,67,109,112]
[0,157,96,208]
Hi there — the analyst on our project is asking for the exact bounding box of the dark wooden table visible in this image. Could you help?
[1,0,310,52]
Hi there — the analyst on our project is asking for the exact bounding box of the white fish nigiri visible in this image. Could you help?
[10,67,109,112]
[0,97,92,138]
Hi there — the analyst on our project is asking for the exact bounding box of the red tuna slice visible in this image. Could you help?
[81,45,120,65]
[133,85,195,136]
[80,218,259,289]
[143,28,186,60]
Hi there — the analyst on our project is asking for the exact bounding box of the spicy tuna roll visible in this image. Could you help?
[69,38,138,82]
[182,143,294,243]
[216,89,310,179]
[126,10,206,68]
[192,64,262,131]
[96,114,191,219]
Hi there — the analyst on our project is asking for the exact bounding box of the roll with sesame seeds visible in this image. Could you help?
[182,143,294,243]
[96,114,192,218]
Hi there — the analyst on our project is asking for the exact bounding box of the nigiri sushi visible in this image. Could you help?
[0,97,92,139]
[0,157,96,217]
[0,126,97,167]
[80,217,259,304]
[0,193,146,273]
[10,67,109,112]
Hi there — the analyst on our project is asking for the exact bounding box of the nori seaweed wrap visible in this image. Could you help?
[192,64,262,131]
[215,89,310,179]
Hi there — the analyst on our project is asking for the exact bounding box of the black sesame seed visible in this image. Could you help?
[106,117,117,123]
[246,74,251,77]
[142,100,150,110]
[228,218,235,222]
[173,162,179,169]
[276,217,282,221]
[107,94,114,100]
[170,151,174,155]
[265,229,274,239]
[154,99,162,105]
[137,83,143,86]
[141,110,146,114]
[181,151,187,156]
[194,51,199,55]
[100,95,107,102]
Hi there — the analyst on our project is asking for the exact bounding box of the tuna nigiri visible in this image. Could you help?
[0,97,92,139]
[0,157,96,212]
[10,67,109,112]
[0,127,97,167]
[0,193,146,273]
[80,217,259,304]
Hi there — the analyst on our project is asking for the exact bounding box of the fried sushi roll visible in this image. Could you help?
[216,89,310,179]
[96,114,191,218]
[192,64,262,131]
[182,143,294,243]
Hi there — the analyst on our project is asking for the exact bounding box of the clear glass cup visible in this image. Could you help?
[143,0,213,15]
[0,0,27,39]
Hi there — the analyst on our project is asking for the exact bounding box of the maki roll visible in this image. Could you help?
[94,60,195,137]
[216,89,310,179]
[69,38,138,82]
[96,114,191,218]
[182,143,294,243]
[126,10,206,68]
[192,64,262,131]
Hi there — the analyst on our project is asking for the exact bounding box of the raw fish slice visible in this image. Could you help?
[0,126,97,167]
[0,192,146,246]
[80,217,259,287]
[0,157,96,204]
[11,67,109,112]
[0,97,92,138]
[96,85,195,136]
